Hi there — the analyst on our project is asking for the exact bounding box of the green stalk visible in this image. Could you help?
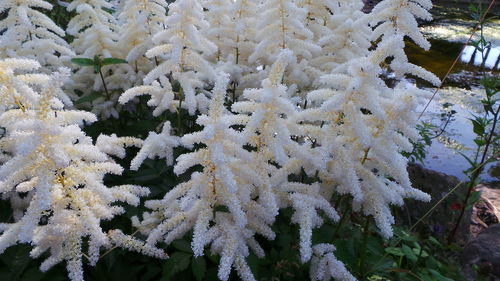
[359,217,371,279]
[447,105,500,244]
[98,68,110,100]
[333,207,350,238]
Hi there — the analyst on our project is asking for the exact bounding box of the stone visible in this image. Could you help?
[470,185,500,238]
[401,164,469,242]
[461,223,500,280]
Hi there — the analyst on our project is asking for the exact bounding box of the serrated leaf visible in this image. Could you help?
[191,257,206,281]
[102,58,128,66]
[71,58,94,66]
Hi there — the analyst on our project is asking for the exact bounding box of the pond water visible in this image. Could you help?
[407,4,499,185]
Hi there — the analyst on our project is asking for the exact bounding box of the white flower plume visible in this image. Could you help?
[0,0,74,70]
[0,64,150,281]
[139,0,218,115]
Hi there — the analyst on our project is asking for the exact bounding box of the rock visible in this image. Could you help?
[401,164,469,242]
[461,223,500,281]
[470,185,500,238]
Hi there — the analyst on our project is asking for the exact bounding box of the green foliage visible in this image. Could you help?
[446,4,499,244]
[0,78,467,281]
[71,56,127,74]
[403,121,436,163]
[1,2,486,281]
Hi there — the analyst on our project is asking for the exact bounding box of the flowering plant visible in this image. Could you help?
[0,0,441,280]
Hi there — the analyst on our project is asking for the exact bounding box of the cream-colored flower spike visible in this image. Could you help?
[210,0,260,97]
[203,0,234,62]
[249,0,320,65]
[0,0,74,71]
[370,0,434,51]
[129,121,180,171]
[310,244,357,281]
[0,59,49,114]
[67,0,120,59]
[369,0,439,84]
[300,0,437,238]
[230,0,259,67]
[0,65,152,281]
[233,50,320,171]
[0,58,50,224]
[132,72,276,281]
[310,0,372,76]
[116,0,169,87]
[138,0,217,115]
[234,51,339,263]
[66,0,126,120]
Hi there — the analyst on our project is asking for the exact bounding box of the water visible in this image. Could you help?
[419,87,499,184]
[407,3,500,185]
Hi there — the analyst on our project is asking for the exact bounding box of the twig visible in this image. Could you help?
[447,105,500,243]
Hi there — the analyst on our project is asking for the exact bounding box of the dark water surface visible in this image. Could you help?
[406,4,499,185]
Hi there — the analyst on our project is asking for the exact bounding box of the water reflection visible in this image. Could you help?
[408,4,499,185]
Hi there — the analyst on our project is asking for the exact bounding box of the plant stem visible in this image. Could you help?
[333,207,350,238]
[99,68,110,100]
[418,0,496,120]
[334,195,343,209]
[177,93,184,135]
[359,217,370,280]
[447,105,500,244]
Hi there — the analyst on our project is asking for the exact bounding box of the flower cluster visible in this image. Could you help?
[0,0,440,280]
[0,0,74,71]
[0,60,154,281]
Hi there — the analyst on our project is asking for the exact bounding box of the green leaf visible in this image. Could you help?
[385,247,405,256]
[468,4,477,12]
[163,252,191,277]
[74,91,104,105]
[102,7,115,14]
[94,63,101,74]
[71,58,94,66]
[428,236,441,246]
[21,267,45,281]
[471,119,485,136]
[402,245,418,262]
[420,272,435,281]
[101,58,128,66]
[191,257,206,281]
[458,152,477,168]
[469,190,482,204]
[428,269,454,281]
[474,138,486,146]
[172,239,192,253]
[416,249,429,258]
